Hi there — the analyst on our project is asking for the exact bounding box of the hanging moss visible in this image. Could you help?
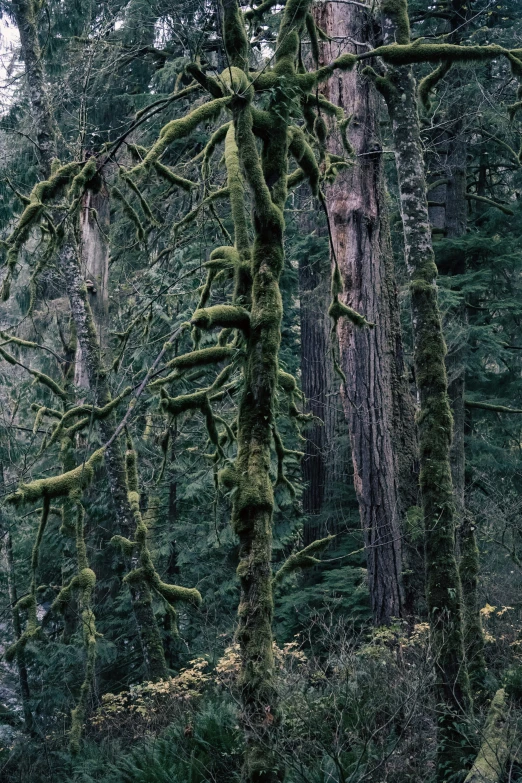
[120,171,159,226]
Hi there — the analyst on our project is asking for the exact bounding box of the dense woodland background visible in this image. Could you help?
[1,0,522,781]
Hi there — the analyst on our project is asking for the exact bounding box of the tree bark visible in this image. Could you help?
[297,199,348,543]
[316,0,418,624]
[75,184,111,388]
[378,1,471,777]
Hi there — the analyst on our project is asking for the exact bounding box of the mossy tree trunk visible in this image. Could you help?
[378,1,471,777]
[11,1,168,683]
[316,0,418,624]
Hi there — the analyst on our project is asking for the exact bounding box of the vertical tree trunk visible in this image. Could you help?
[297,202,348,544]
[378,1,470,776]
[316,1,418,624]
[75,183,111,388]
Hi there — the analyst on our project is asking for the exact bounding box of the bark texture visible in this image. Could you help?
[317,0,417,624]
[298,205,348,542]
[378,0,470,777]
[75,184,111,388]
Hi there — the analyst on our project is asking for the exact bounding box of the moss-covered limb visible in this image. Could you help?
[43,387,133,448]
[119,172,159,225]
[272,425,303,496]
[0,160,81,299]
[185,62,227,98]
[112,186,145,242]
[418,60,452,111]
[128,96,231,177]
[171,187,230,238]
[148,346,235,389]
[427,178,449,192]
[465,399,522,413]
[380,19,471,776]
[69,501,98,754]
[7,448,104,505]
[225,124,251,257]
[466,194,514,215]
[122,446,201,670]
[153,161,195,191]
[5,497,52,663]
[67,158,97,203]
[288,126,320,196]
[464,689,509,783]
[329,297,374,329]
[243,0,281,22]
[198,122,231,177]
[0,346,67,399]
[459,516,486,691]
[299,53,357,91]
[191,304,250,331]
[221,0,250,71]
[273,536,334,586]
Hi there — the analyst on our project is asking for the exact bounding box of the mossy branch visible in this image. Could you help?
[149,346,235,389]
[465,399,522,414]
[128,97,231,176]
[273,536,335,586]
[191,304,250,331]
[418,61,452,111]
[463,689,509,783]
[0,346,66,399]
[7,448,104,505]
[466,194,514,215]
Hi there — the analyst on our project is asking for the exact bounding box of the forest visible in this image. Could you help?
[0,0,522,781]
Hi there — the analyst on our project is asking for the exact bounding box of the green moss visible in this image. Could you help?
[288,126,319,196]
[128,96,231,176]
[225,123,251,256]
[273,536,334,585]
[8,448,104,504]
[191,304,250,331]
[380,0,410,44]
[464,689,508,782]
[112,186,145,242]
[418,61,451,111]
[329,297,374,329]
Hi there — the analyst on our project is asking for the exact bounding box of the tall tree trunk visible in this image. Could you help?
[297,200,348,544]
[75,184,111,388]
[316,1,418,624]
[11,0,168,682]
[378,1,471,776]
